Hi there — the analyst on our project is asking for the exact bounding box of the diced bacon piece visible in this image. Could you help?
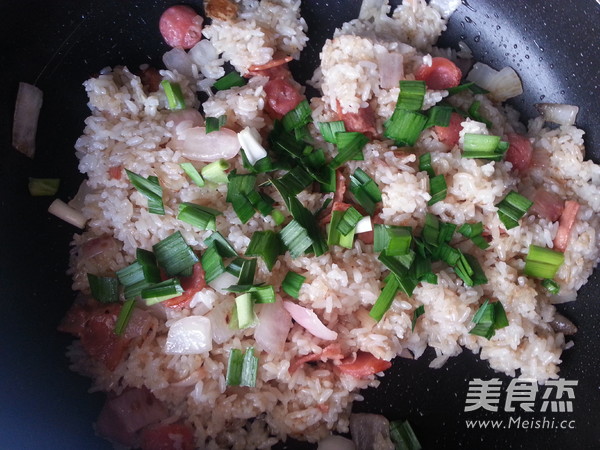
[334,169,347,204]
[434,112,463,148]
[108,166,122,180]
[159,5,203,49]
[139,67,162,93]
[337,351,392,378]
[415,57,462,90]
[530,189,564,222]
[337,104,377,138]
[162,262,206,309]
[263,78,304,119]
[553,200,580,252]
[248,56,293,73]
[289,343,344,374]
[140,423,195,450]
[505,133,533,172]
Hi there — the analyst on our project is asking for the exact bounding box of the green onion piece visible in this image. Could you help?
[204,232,237,258]
[141,278,184,305]
[237,258,257,285]
[349,168,382,216]
[318,121,346,143]
[446,82,477,96]
[427,174,447,206]
[542,278,560,294]
[282,271,306,299]
[373,224,413,255]
[116,249,161,299]
[269,120,306,159]
[397,80,426,111]
[177,202,221,231]
[327,209,356,249]
[87,273,119,304]
[384,109,428,147]
[226,257,246,277]
[462,134,507,160]
[235,293,256,329]
[227,172,257,223]
[205,115,227,134]
[153,231,199,277]
[524,245,565,279]
[214,71,246,91]
[437,243,461,266]
[277,166,314,196]
[390,420,422,450]
[378,251,418,296]
[282,100,312,131]
[160,80,185,110]
[271,209,286,226]
[471,234,490,250]
[114,299,136,336]
[413,253,437,284]
[468,101,492,128]
[226,284,276,304]
[226,348,243,386]
[245,231,281,271]
[125,170,164,215]
[495,191,533,230]
[319,166,337,193]
[245,191,274,216]
[411,305,425,332]
[202,243,225,283]
[28,178,60,196]
[458,222,484,238]
[469,299,509,339]
[330,132,369,169]
[240,348,259,387]
[454,253,488,286]
[180,162,205,187]
[337,207,362,236]
[280,219,313,258]
[425,105,452,128]
[418,153,435,177]
[422,213,440,247]
[369,276,399,321]
[437,222,456,245]
[201,159,230,184]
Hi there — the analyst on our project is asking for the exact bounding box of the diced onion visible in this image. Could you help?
[208,271,239,294]
[181,126,240,162]
[466,62,523,102]
[48,199,87,229]
[162,48,195,78]
[535,103,579,126]
[13,82,43,158]
[283,301,338,341]
[254,300,292,356]
[165,316,212,354]
[237,127,267,165]
[355,216,373,234]
[376,48,403,90]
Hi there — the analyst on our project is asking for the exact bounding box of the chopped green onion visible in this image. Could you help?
[177,202,221,230]
[495,191,533,230]
[411,305,425,332]
[269,121,305,159]
[453,253,488,286]
[141,278,184,305]
[114,299,136,336]
[226,284,275,303]
[204,231,237,258]
[469,299,509,339]
[378,251,418,296]
[418,153,435,177]
[225,257,245,277]
[160,80,185,110]
[245,231,281,271]
[205,115,227,134]
[390,420,422,450]
[468,101,492,128]
[369,276,399,321]
[227,172,258,223]
[542,278,560,294]
[271,209,286,226]
[437,222,456,245]
[202,243,225,283]
[462,134,508,160]
[280,219,314,257]
[153,231,199,277]
[201,159,230,184]
[330,132,369,169]
[125,170,164,215]
[422,213,440,247]
[28,177,60,196]
[282,100,312,131]
[425,105,453,128]
[87,273,119,304]
[524,245,564,279]
[282,271,306,299]
[437,243,461,266]
[413,253,437,285]
[318,121,346,143]
[397,80,426,111]
[471,234,490,250]
[384,109,428,147]
[277,166,314,196]
[226,348,243,386]
[235,293,256,329]
[446,81,489,96]
[180,162,205,187]
[457,222,484,238]
[116,249,161,299]
[336,207,362,236]
[237,258,257,285]
[327,209,356,249]
[349,168,382,216]
[214,71,246,91]
[373,224,412,256]
[427,174,447,206]
[240,347,259,387]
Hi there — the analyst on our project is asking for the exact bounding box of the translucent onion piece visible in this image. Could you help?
[48,199,87,229]
[13,82,43,158]
[466,62,523,102]
[535,103,579,126]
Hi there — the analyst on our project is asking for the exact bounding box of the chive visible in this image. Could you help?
[225,257,245,277]
[160,80,185,110]
[271,209,286,226]
[410,305,425,333]
[330,132,369,169]
[524,245,565,279]
[214,71,246,91]
[319,166,337,193]
[495,191,533,230]
[369,276,399,321]
[277,166,314,196]
[180,162,205,187]
[114,299,136,336]
[242,151,274,174]
[282,271,306,299]
[437,222,456,245]
[318,121,346,143]
[425,105,452,128]
[177,202,221,230]
[427,174,447,206]
[87,274,119,304]
[349,168,382,215]
[384,109,428,147]
[247,191,275,216]
[282,100,312,132]
[397,80,426,111]
[116,249,161,299]
[240,348,259,387]
[226,348,243,386]
[235,293,256,329]
[153,231,199,277]
[125,170,164,215]
[202,243,225,283]
[413,253,437,284]
[468,101,492,128]
[205,115,227,134]
[280,219,314,257]
[469,299,509,339]
[378,251,418,296]
[141,278,184,305]
[226,284,276,304]
[437,243,461,266]
[446,82,476,96]
[373,224,412,256]
[227,173,258,223]
[454,253,488,286]
[237,258,257,285]
[28,177,60,196]
[462,134,508,160]
[204,231,237,258]
[390,420,422,450]
[458,222,484,238]
[245,231,281,271]
[422,213,440,246]
[337,207,363,236]
[327,209,356,249]
[542,278,560,294]
[419,153,435,177]
[294,125,312,144]
[269,121,306,159]
[201,159,230,184]
[471,234,490,250]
